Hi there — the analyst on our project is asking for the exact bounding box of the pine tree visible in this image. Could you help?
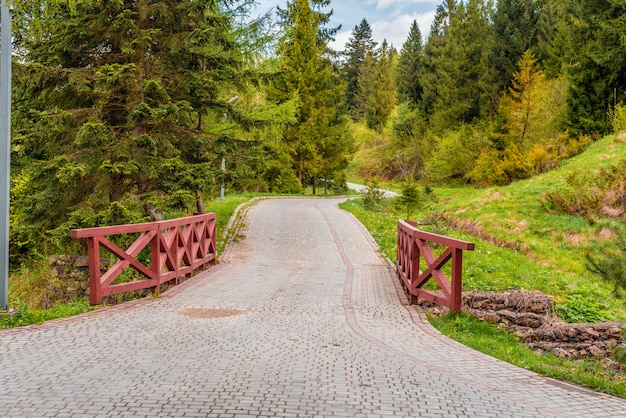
[353,51,376,122]
[275,0,352,190]
[489,0,541,99]
[341,19,377,113]
[535,0,566,78]
[396,20,423,106]
[561,0,626,134]
[419,2,454,122]
[426,0,492,126]
[12,0,250,236]
[364,40,397,132]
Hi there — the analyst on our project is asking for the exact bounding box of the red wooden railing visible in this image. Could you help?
[397,220,474,312]
[71,213,217,305]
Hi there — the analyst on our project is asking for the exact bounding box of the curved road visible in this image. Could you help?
[1,198,625,417]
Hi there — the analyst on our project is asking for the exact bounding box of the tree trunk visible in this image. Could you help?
[312,176,317,195]
[143,204,163,221]
[195,190,205,213]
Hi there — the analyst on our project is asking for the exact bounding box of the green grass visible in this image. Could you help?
[344,135,626,323]
[430,313,626,397]
[342,134,626,397]
[0,300,94,329]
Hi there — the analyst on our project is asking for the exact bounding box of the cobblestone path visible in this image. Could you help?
[1,198,625,417]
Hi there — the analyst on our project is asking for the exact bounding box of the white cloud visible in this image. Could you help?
[370,11,435,49]
[367,0,439,11]
[330,11,435,52]
[330,30,354,52]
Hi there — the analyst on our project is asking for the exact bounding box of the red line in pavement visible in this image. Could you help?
[316,201,568,417]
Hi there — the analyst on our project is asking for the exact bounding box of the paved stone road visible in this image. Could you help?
[1,198,625,417]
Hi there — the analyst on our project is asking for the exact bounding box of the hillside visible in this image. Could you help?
[345,134,626,322]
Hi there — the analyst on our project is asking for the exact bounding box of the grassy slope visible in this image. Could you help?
[342,134,626,396]
[439,135,626,320]
[343,134,626,322]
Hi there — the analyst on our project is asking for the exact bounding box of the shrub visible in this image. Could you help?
[360,182,387,211]
[543,159,626,222]
[611,104,626,135]
[264,162,303,194]
[586,230,626,298]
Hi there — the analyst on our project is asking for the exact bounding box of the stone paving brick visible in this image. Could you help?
[1,198,625,417]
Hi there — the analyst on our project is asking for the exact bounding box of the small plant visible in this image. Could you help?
[0,301,92,329]
[611,104,626,135]
[587,230,626,298]
[612,345,626,365]
[360,182,387,211]
[555,293,611,323]
[395,183,422,220]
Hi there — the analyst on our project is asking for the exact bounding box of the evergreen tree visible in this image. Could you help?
[535,0,566,78]
[396,20,423,106]
[489,0,541,99]
[13,0,251,236]
[275,0,352,190]
[341,19,377,113]
[364,40,397,132]
[561,0,626,134]
[419,2,454,122]
[427,0,492,126]
[353,51,376,122]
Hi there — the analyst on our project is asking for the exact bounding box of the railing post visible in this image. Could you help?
[210,218,216,265]
[450,248,463,312]
[151,224,161,288]
[409,238,420,304]
[87,237,102,305]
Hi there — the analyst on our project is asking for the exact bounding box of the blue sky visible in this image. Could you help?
[252,0,439,51]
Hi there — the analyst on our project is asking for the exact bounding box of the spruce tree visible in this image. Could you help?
[396,20,423,106]
[561,0,626,134]
[341,18,377,114]
[364,40,397,133]
[489,0,541,99]
[427,0,492,126]
[275,0,352,190]
[12,0,250,235]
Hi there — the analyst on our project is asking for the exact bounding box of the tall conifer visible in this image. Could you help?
[396,21,423,106]
[341,19,377,114]
[13,0,250,232]
[276,0,352,190]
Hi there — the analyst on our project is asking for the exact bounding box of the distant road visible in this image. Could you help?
[346,181,400,198]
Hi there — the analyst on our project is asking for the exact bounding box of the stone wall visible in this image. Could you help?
[424,290,625,361]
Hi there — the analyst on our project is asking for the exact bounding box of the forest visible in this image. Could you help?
[5,0,626,272]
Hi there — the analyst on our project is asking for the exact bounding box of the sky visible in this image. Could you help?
[251,0,439,52]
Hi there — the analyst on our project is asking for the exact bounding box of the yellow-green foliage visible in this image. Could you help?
[467,53,574,187]
[612,104,626,135]
[543,157,626,223]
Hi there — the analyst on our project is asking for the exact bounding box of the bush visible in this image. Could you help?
[543,159,626,223]
[586,230,626,298]
[360,182,387,211]
[264,162,303,194]
[611,104,626,135]
[428,126,484,184]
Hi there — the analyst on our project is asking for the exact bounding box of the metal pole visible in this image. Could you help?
[0,2,12,310]
[219,96,237,203]
[220,157,225,201]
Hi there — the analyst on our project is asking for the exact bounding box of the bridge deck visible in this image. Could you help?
[1,198,624,417]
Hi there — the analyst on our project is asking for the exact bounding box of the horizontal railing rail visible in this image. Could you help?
[71,213,217,305]
[397,220,474,312]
